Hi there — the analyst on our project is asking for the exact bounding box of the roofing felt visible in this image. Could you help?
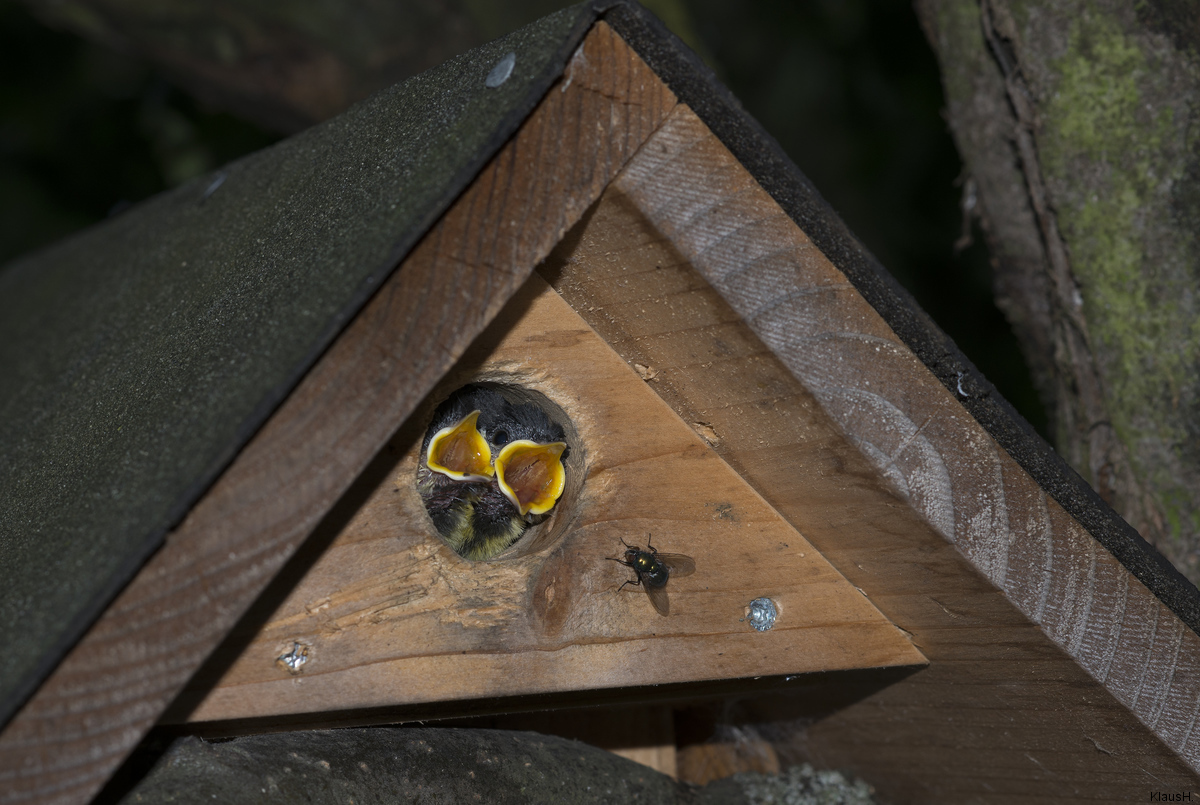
[2,0,1197,733]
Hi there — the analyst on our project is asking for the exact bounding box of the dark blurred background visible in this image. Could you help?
[0,0,1045,434]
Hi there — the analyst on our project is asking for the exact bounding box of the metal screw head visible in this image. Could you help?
[747,597,778,631]
[486,52,517,88]
[276,642,309,674]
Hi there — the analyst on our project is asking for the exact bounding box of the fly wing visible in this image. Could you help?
[644,582,670,616]
[658,553,696,578]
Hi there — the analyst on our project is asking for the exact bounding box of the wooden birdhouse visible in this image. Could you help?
[3,3,1200,803]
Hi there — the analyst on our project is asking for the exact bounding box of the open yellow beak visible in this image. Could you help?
[425,410,494,482]
[495,440,567,516]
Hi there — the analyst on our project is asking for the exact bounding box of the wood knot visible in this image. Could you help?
[531,550,573,636]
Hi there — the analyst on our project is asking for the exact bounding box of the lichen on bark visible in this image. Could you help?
[1023,2,1200,569]
[919,0,1200,580]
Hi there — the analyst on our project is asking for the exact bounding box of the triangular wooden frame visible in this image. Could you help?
[169,273,923,726]
[0,21,675,803]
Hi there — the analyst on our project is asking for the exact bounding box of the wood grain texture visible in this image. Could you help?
[676,726,780,786]
[0,22,675,805]
[452,705,681,778]
[169,274,921,726]
[539,102,1200,801]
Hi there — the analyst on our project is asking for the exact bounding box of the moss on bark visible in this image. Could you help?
[920,0,1200,578]
[1024,2,1200,567]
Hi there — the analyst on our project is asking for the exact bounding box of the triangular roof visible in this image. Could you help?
[0,5,594,727]
[3,2,1199,801]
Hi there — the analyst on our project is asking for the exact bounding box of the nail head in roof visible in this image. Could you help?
[486,52,517,88]
[201,171,227,202]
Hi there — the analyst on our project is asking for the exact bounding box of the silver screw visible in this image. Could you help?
[277,642,309,674]
[746,597,778,631]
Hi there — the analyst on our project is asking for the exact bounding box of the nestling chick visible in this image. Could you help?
[416,385,568,560]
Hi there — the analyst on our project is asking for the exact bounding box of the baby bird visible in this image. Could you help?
[416,385,567,560]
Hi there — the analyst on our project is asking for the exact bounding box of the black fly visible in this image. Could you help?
[609,534,696,616]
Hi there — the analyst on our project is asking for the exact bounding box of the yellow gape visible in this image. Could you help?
[424,410,493,482]
[495,439,567,515]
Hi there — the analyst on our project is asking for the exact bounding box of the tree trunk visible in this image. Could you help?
[915,0,1200,584]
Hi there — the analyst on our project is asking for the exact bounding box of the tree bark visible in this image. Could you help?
[915,0,1200,583]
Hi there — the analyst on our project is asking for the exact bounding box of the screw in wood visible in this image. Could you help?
[276,642,310,674]
[746,597,778,631]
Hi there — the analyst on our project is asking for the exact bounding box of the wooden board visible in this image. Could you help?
[0,22,676,805]
[536,103,1200,801]
[168,274,923,726]
[439,704,683,778]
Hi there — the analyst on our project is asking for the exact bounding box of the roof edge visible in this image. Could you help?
[0,5,605,733]
[601,0,1200,636]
